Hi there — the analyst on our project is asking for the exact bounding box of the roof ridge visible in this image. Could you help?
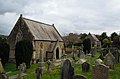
[23,17,52,26]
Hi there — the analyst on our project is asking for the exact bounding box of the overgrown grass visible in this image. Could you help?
[4,52,120,79]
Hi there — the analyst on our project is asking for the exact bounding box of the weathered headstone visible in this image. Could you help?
[22,63,26,72]
[73,75,87,79]
[91,47,96,57]
[46,60,51,72]
[0,58,7,79]
[17,64,24,79]
[104,52,115,69]
[76,59,86,64]
[61,59,74,79]
[86,54,92,61]
[35,62,42,79]
[80,50,85,59]
[82,62,90,72]
[0,58,4,73]
[94,59,103,65]
[92,64,109,79]
[99,48,108,60]
[112,50,119,63]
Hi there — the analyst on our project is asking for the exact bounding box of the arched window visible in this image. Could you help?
[16,29,23,43]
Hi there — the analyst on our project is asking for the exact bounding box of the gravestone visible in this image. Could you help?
[46,60,51,72]
[22,63,26,72]
[104,52,115,69]
[112,50,119,63]
[35,62,42,79]
[61,59,74,79]
[76,59,86,64]
[0,58,7,79]
[99,49,108,60]
[94,59,103,65]
[0,58,4,73]
[77,48,83,58]
[73,75,87,79]
[91,47,96,57]
[86,54,92,61]
[82,62,90,72]
[92,64,109,79]
[17,64,24,79]
[80,50,85,59]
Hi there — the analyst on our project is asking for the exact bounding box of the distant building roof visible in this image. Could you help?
[22,17,63,41]
[88,33,99,42]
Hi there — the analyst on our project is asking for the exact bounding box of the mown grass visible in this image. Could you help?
[4,52,120,79]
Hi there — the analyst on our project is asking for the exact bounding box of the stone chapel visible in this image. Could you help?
[8,14,64,62]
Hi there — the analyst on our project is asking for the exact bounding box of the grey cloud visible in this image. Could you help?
[0,0,28,14]
[1,0,120,36]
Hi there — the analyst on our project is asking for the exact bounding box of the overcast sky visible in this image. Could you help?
[0,0,120,36]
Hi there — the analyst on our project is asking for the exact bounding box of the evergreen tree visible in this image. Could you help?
[111,32,118,41]
[0,42,9,67]
[15,40,33,68]
[83,38,91,54]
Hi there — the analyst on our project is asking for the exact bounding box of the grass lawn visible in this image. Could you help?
[4,52,120,79]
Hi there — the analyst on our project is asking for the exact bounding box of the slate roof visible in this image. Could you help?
[23,17,63,41]
[90,34,99,42]
[88,33,99,42]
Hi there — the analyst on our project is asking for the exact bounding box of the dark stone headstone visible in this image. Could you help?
[61,59,74,79]
[82,62,90,72]
[93,64,109,79]
[99,49,108,60]
[73,75,87,79]
[35,62,42,79]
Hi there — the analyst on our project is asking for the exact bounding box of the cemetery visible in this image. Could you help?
[0,15,120,79]
[0,47,120,79]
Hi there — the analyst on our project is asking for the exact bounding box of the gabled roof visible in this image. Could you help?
[22,16,63,41]
[88,33,99,42]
